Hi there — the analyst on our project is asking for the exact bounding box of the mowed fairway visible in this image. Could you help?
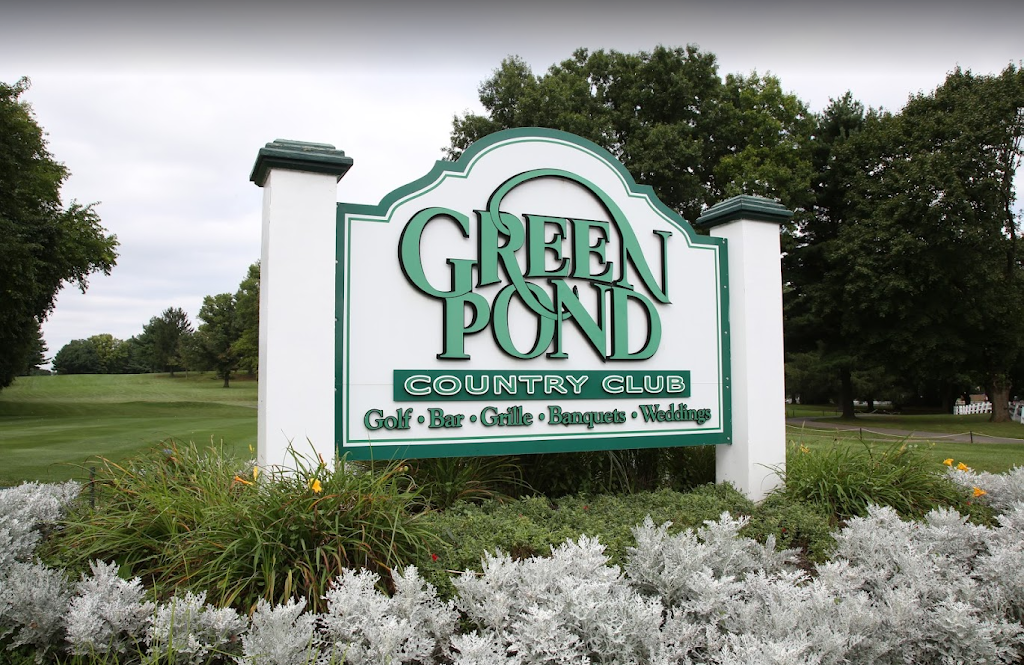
[0,374,257,486]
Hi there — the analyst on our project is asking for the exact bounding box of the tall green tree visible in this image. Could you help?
[789,66,1024,420]
[18,320,49,376]
[193,293,239,388]
[138,307,194,376]
[0,77,118,390]
[785,93,875,416]
[448,46,815,223]
[233,262,259,376]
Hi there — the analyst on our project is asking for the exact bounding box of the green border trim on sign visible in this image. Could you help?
[335,127,732,459]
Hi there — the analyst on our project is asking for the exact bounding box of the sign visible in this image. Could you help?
[336,128,730,459]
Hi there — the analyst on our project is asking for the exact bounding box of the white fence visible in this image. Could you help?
[954,402,993,415]
[954,401,1024,423]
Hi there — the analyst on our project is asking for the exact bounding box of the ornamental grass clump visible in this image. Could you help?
[778,440,972,522]
[45,443,437,613]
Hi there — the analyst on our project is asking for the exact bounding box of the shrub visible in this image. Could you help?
[513,446,716,497]
[743,494,835,563]
[44,443,437,613]
[419,485,793,598]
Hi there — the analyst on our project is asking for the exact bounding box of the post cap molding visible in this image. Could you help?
[695,195,793,229]
[250,139,353,187]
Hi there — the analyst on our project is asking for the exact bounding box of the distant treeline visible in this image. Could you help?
[50,262,259,388]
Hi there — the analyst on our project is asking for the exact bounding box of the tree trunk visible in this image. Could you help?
[988,373,1011,422]
[222,371,230,389]
[839,367,856,419]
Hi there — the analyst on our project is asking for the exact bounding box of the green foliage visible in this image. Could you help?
[189,263,260,386]
[514,446,716,497]
[192,293,239,387]
[0,77,118,390]
[740,493,836,562]
[776,440,986,524]
[417,484,833,598]
[51,335,149,375]
[137,307,194,375]
[787,66,1024,418]
[18,319,48,376]
[232,262,259,376]
[43,444,436,614]
[403,456,524,510]
[449,46,814,223]
[52,339,103,375]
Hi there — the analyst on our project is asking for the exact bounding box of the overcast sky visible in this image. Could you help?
[2,1,1022,365]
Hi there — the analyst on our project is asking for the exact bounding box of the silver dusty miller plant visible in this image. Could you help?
[66,560,156,658]
[146,591,247,665]
[455,534,664,664]
[948,464,1024,513]
[319,565,457,665]
[0,480,80,570]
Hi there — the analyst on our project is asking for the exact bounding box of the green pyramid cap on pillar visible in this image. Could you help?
[695,195,793,229]
[250,139,353,187]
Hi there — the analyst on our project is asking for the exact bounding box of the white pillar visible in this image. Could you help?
[696,196,791,501]
[250,140,352,470]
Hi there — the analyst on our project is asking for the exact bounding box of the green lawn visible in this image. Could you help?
[853,413,1024,440]
[787,405,1024,441]
[786,427,1024,474]
[0,373,256,487]
[4,379,1022,487]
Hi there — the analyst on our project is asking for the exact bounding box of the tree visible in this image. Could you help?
[0,77,118,390]
[87,333,130,374]
[138,307,194,376]
[193,293,239,387]
[784,93,874,417]
[788,66,1024,421]
[18,320,49,376]
[52,339,102,375]
[448,46,815,223]
[233,262,259,376]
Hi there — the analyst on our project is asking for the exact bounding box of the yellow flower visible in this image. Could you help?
[973,487,987,497]
[799,446,810,454]
[943,458,954,467]
[252,466,260,481]
[310,478,323,494]
[957,462,969,472]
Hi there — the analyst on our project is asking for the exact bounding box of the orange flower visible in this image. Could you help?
[233,475,253,486]
[973,487,987,497]
[943,459,954,467]
[957,462,969,472]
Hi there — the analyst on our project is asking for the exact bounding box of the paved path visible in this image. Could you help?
[786,417,1024,445]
